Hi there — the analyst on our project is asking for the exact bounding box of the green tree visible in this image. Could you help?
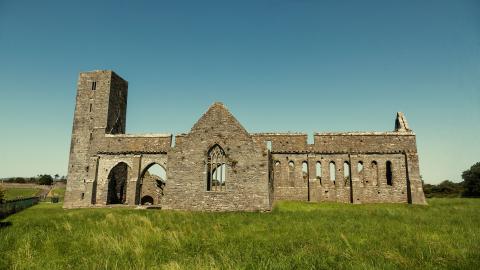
[462,162,480,197]
[38,175,53,185]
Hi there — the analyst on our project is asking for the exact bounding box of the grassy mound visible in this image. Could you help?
[1,199,479,269]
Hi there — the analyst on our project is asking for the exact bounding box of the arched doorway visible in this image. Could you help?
[107,162,131,205]
[138,163,167,205]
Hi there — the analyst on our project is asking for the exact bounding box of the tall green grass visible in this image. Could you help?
[1,199,479,269]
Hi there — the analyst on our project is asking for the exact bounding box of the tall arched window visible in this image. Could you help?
[274,161,281,183]
[329,161,336,184]
[288,161,295,169]
[316,161,322,182]
[371,161,378,186]
[302,161,309,182]
[357,161,364,185]
[207,145,226,191]
[386,161,393,186]
[344,161,350,186]
[288,161,295,187]
[357,161,364,173]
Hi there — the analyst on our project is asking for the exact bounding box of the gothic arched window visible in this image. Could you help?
[207,144,226,191]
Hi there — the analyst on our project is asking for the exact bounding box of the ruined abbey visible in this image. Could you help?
[64,70,427,210]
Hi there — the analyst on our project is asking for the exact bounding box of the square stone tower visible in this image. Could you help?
[64,71,128,208]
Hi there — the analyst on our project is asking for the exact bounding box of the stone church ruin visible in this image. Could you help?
[64,70,426,210]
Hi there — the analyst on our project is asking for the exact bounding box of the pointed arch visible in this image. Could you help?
[106,162,131,205]
[138,163,167,205]
[207,144,226,191]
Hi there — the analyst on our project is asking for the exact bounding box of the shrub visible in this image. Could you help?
[14,177,26,183]
[462,162,480,197]
[423,180,463,198]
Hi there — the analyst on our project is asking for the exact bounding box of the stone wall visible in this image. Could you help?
[312,132,417,153]
[95,134,171,154]
[83,153,168,206]
[253,130,426,205]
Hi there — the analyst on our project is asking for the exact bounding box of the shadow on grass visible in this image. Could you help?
[0,221,12,228]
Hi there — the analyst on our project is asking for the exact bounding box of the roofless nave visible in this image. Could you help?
[64,70,426,210]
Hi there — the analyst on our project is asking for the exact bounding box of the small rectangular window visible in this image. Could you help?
[81,193,85,200]
[91,81,96,90]
[89,103,92,112]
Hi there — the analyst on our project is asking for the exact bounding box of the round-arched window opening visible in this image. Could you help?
[141,195,154,205]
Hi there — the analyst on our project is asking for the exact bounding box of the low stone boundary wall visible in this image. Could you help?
[0,197,40,219]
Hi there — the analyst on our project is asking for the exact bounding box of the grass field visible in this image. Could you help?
[1,199,479,269]
[3,188,41,200]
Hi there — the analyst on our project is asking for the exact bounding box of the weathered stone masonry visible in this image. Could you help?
[64,70,426,211]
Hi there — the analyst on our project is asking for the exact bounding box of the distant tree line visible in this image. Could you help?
[423,180,464,198]
[423,162,480,198]
[1,174,66,185]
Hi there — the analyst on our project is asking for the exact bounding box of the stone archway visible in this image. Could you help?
[106,162,131,205]
[137,163,167,205]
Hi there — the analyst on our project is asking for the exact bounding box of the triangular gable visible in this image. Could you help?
[190,102,250,136]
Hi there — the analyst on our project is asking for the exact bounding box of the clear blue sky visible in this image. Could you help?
[0,0,478,183]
